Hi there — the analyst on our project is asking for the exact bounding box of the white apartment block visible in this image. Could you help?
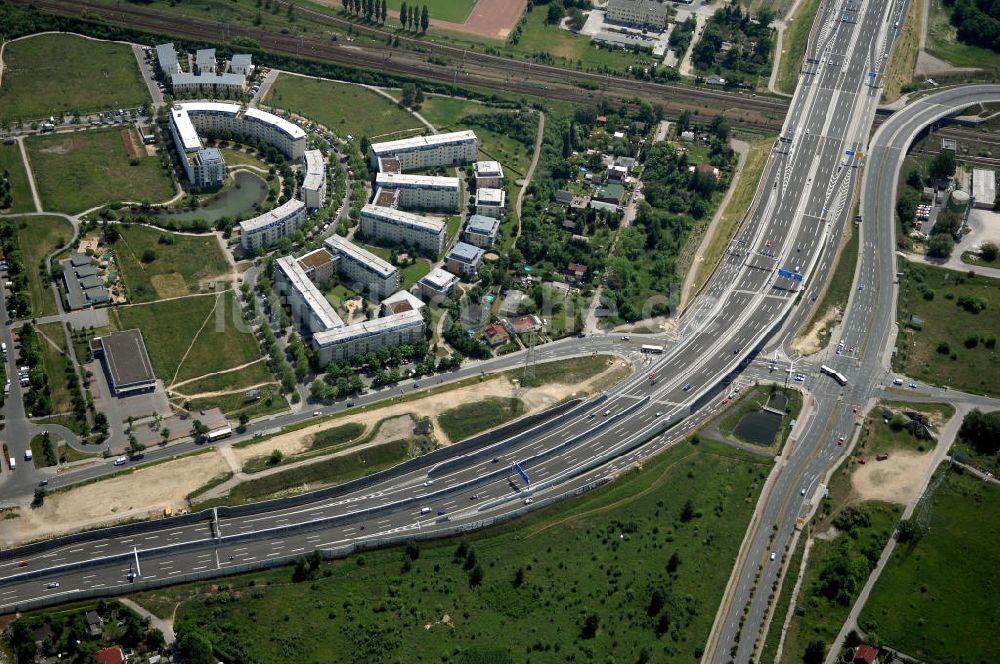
[475,187,506,219]
[229,53,254,76]
[239,199,307,252]
[172,103,306,161]
[170,72,246,98]
[368,130,478,171]
[313,309,424,365]
[375,173,460,211]
[605,0,669,30]
[195,48,216,74]
[325,235,400,299]
[473,160,504,189]
[274,256,344,334]
[463,214,500,248]
[191,148,227,188]
[155,43,180,80]
[360,204,447,255]
[419,267,459,301]
[302,149,327,210]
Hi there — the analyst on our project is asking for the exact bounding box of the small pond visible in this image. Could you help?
[733,410,783,446]
[156,170,267,223]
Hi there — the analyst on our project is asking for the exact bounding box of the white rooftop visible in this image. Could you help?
[474,160,503,177]
[176,101,240,116]
[375,172,460,189]
[361,204,447,234]
[370,130,477,156]
[476,188,506,205]
[275,256,344,332]
[420,267,459,291]
[325,235,396,278]
[973,168,996,207]
[244,108,307,140]
[240,199,305,234]
[171,72,246,87]
[313,309,423,347]
[170,108,201,151]
[303,149,326,192]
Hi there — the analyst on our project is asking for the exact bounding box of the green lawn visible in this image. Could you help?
[265,74,423,141]
[853,401,954,459]
[383,0,475,23]
[401,259,431,289]
[35,322,75,415]
[802,222,859,349]
[781,501,901,662]
[514,7,644,72]
[311,422,367,451]
[218,146,271,171]
[172,363,275,397]
[776,0,821,94]
[13,215,73,318]
[894,262,1000,396]
[110,290,265,386]
[926,0,1000,70]
[112,224,231,303]
[26,129,175,214]
[0,33,149,125]
[859,468,1000,664]
[134,437,770,663]
[0,142,35,213]
[437,396,525,441]
[184,385,288,420]
[418,96,484,130]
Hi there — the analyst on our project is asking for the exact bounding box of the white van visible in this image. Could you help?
[419,506,431,515]
[113,456,128,466]
[8,457,14,470]
[24,450,32,461]
[1,342,6,353]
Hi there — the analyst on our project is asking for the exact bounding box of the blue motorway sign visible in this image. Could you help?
[792,273,804,282]
[514,462,530,486]
[777,269,794,279]
[845,150,855,156]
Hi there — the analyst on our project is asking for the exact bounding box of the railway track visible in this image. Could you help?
[13,0,789,130]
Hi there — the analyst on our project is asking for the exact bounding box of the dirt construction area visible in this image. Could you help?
[313,0,526,39]
[849,450,933,505]
[1,358,630,547]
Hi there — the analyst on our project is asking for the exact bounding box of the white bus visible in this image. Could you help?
[206,427,233,442]
[641,344,665,354]
[820,364,848,386]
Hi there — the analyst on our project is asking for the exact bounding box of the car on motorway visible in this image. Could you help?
[603,409,611,416]
[523,498,533,505]
[420,507,431,515]
[837,436,845,445]
[722,398,730,405]
[858,284,865,291]
[655,412,662,417]
[470,494,480,500]
[853,405,859,413]
[683,383,692,391]
[800,488,806,496]
[620,335,630,341]
[18,561,28,567]
[46,582,59,589]
[492,456,500,463]
[437,509,447,516]
[423,480,434,487]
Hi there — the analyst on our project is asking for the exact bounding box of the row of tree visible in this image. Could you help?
[341,0,430,33]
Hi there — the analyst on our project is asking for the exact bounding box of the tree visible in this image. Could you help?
[141,248,157,263]
[410,5,418,28]
[381,0,388,23]
[160,427,170,443]
[958,408,1000,454]
[929,149,956,180]
[268,449,283,465]
[803,640,826,664]
[666,551,680,573]
[469,563,484,587]
[676,110,691,135]
[32,487,46,508]
[191,419,210,441]
[420,4,429,33]
[546,2,564,24]
[401,82,416,107]
[581,613,600,639]
[927,232,954,259]
[177,630,215,664]
[980,241,999,262]
[906,169,923,190]
[399,0,408,27]
[679,499,695,522]
[238,412,250,430]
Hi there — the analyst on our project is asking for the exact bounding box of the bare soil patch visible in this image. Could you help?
[849,450,933,505]
[121,127,142,158]
[792,305,840,356]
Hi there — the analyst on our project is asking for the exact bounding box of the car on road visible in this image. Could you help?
[38,480,48,487]
[620,335,630,341]
[892,378,903,386]
[655,412,662,417]
[492,456,500,463]
[18,561,28,567]
[683,383,692,391]
[113,456,127,466]
[853,405,859,413]
[769,552,776,561]
[46,582,59,589]
[423,480,434,487]
[800,488,806,496]
[837,436,845,444]
[312,411,321,416]
[437,510,447,516]
[908,383,917,389]
[523,498,533,505]
[722,398,730,405]
[470,494,480,500]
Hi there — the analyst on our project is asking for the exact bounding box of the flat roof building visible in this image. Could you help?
[239,199,307,252]
[155,43,180,80]
[229,53,254,76]
[473,160,504,188]
[170,72,246,98]
[90,329,157,396]
[605,0,669,31]
[419,267,460,302]
[298,247,337,284]
[475,187,506,219]
[973,168,996,209]
[368,130,478,171]
[360,204,447,255]
[302,149,327,209]
[313,309,424,365]
[173,102,306,161]
[463,214,500,248]
[375,172,461,211]
[195,48,216,74]
[192,148,227,188]
[325,235,400,299]
[275,255,344,334]
[445,242,484,279]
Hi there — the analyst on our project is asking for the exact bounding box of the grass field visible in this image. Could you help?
[854,401,954,459]
[926,0,1000,70]
[686,136,773,303]
[894,262,1000,396]
[110,290,265,386]
[513,7,644,72]
[418,96,484,130]
[437,397,525,441]
[135,437,770,662]
[11,216,72,318]
[401,259,431,289]
[35,322,75,415]
[218,147,271,171]
[383,0,475,23]
[859,468,1000,663]
[882,0,920,103]
[26,129,175,214]
[801,221,859,349]
[311,422,367,450]
[0,33,148,125]
[112,224,231,303]
[776,0,822,94]
[265,74,423,141]
[184,385,288,420]
[0,143,35,213]
[172,363,275,397]
[781,500,901,662]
